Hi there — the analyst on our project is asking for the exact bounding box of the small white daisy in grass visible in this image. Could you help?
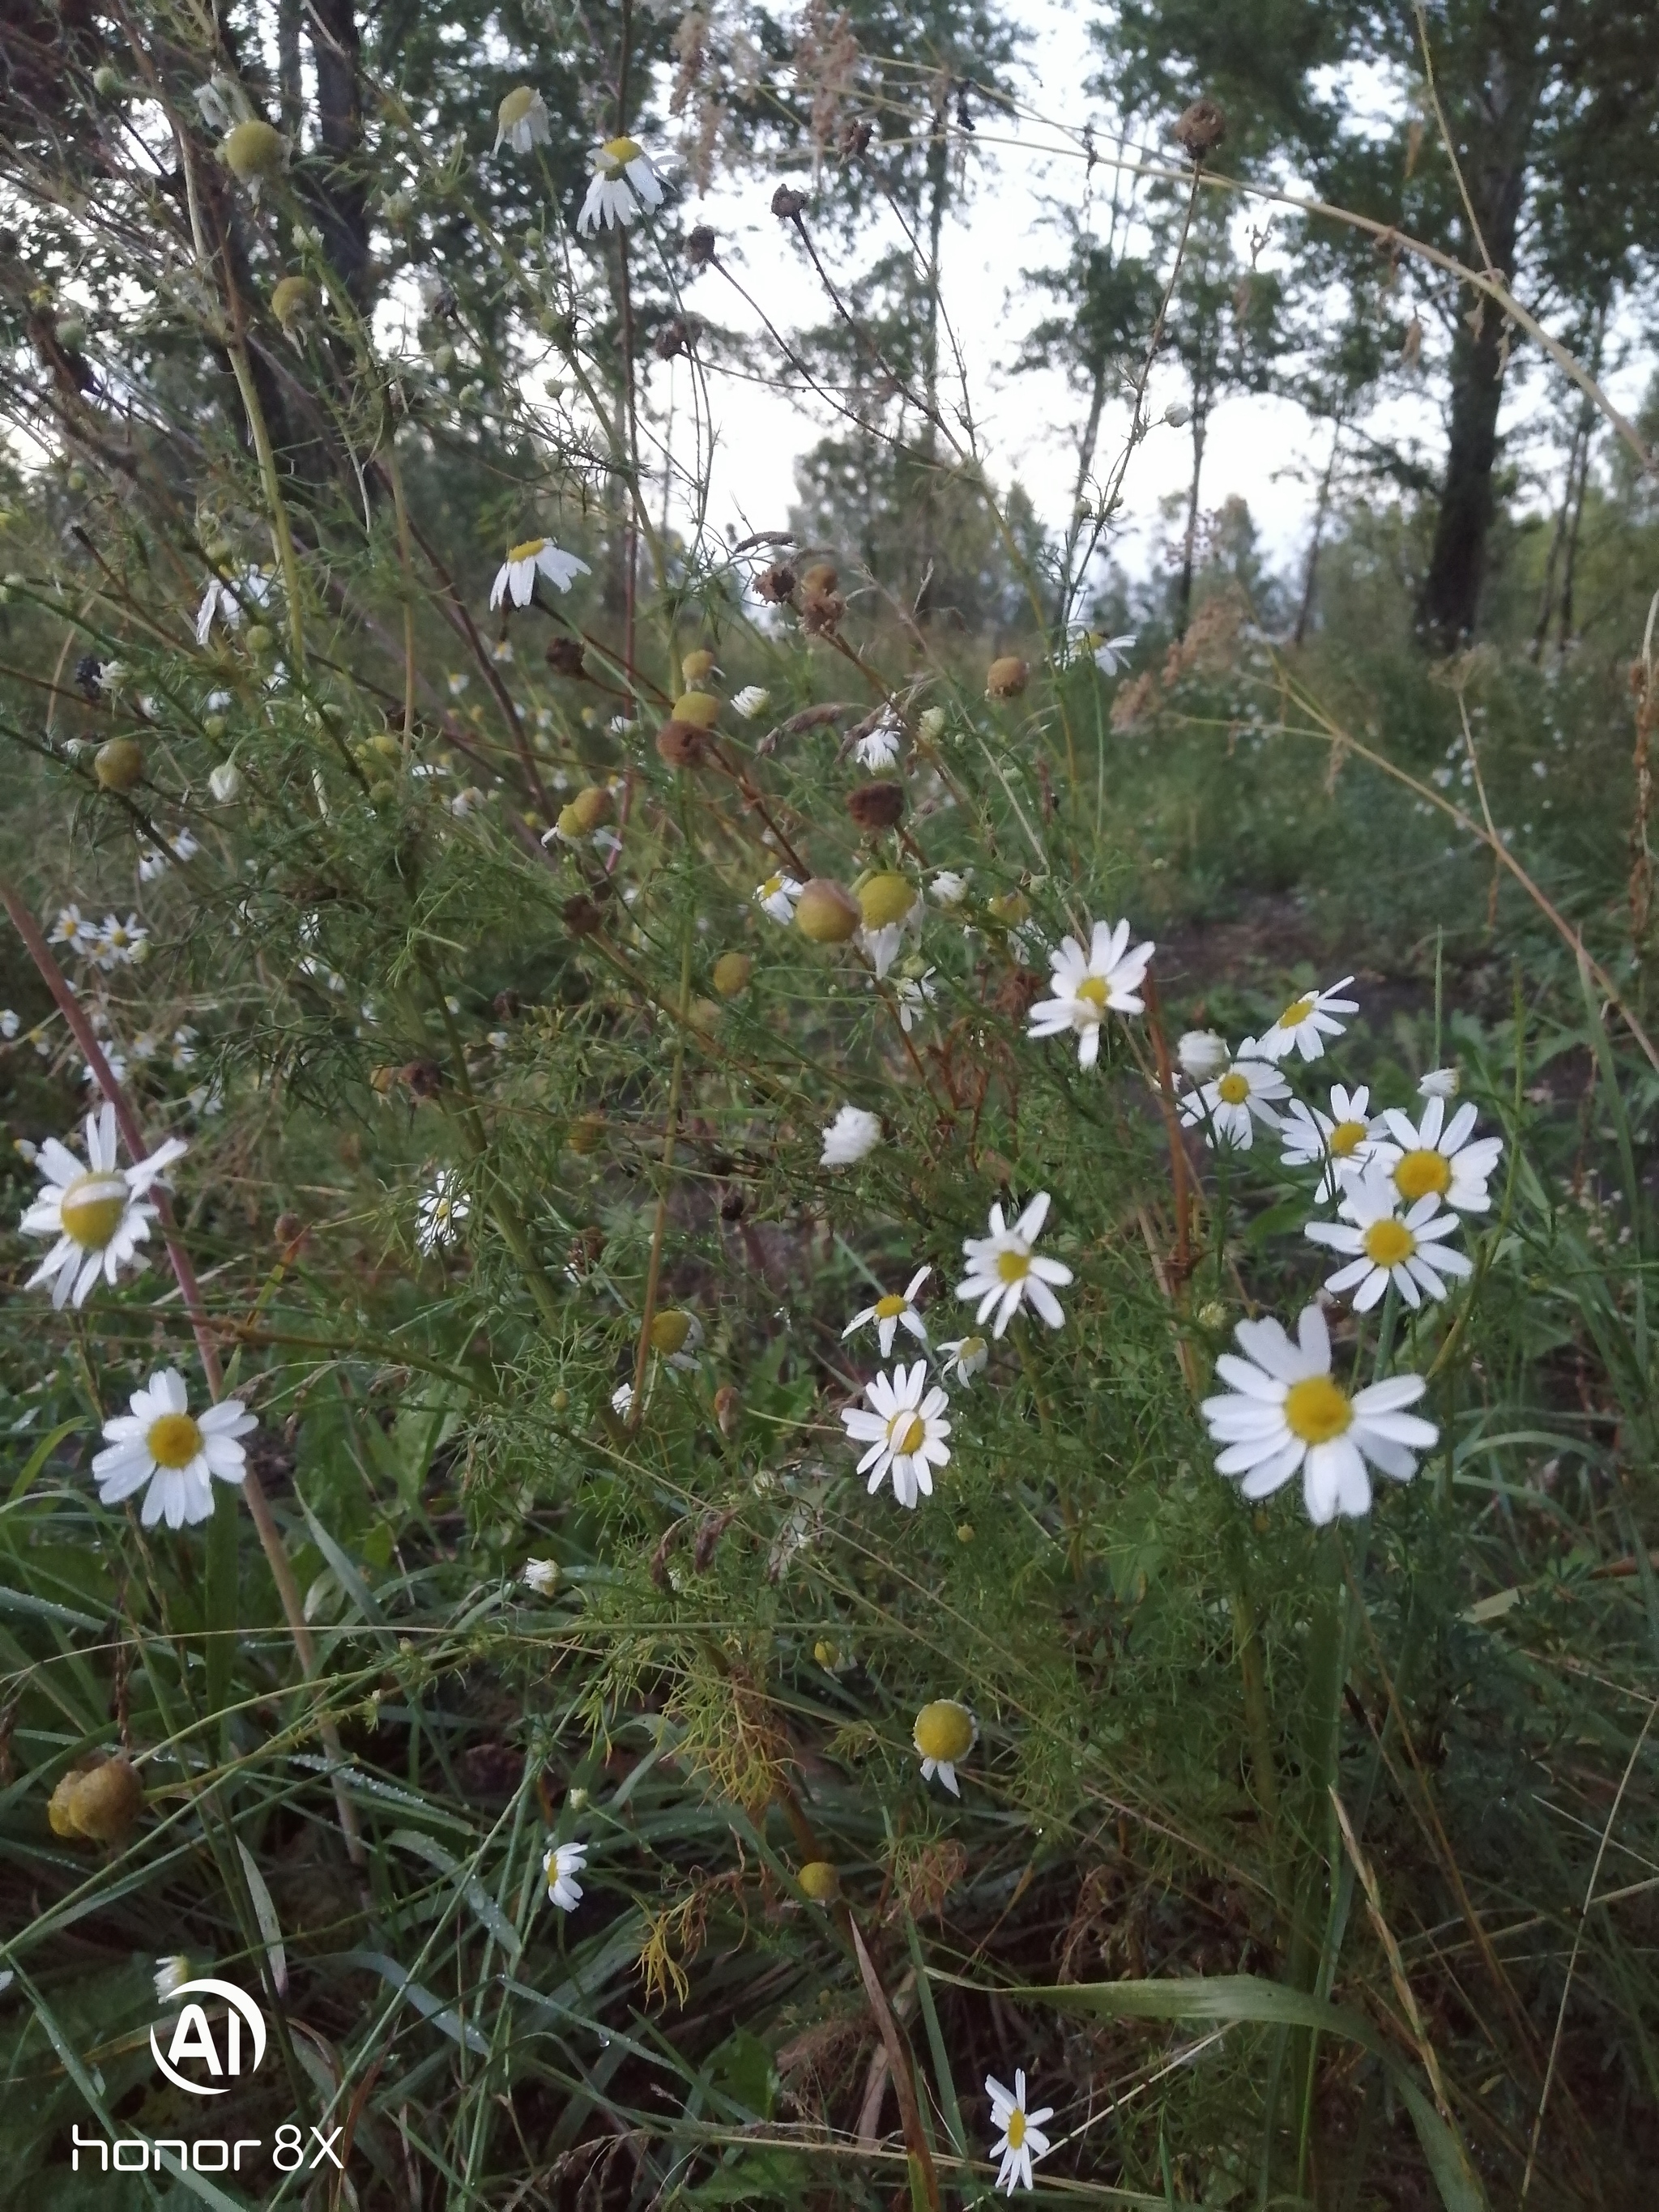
[894,969,937,1033]
[1306,1170,1473,1311]
[170,1028,197,1070]
[447,671,470,697]
[930,868,970,906]
[417,1168,469,1254]
[1418,1065,1460,1099]
[731,685,770,719]
[821,1103,881,1168]
[543,1839,587,1911]
[92,913,147,968]
[754,871,802,924]
[841,1360,950,1508]
[957,1192,1073,1336]
[1369,1094,1503,1214]
[937,1334,988,1385]
[489,538,591,610]
[494,85,550,155]
[843,1264,931,1358]
[912,1698,977,1794]
[154,1955,192,2002]
[92,1368,256,1529]
[986,2069,1054,2193]
[1256,975,1358,1063]
[81,1048,129,1087]
[1179,1046,1288,1149]
[1,1009,18,1039]
[1278,1083,1384,1201]
[1176,1028,1227,1081]
[1026,916,1154,1069]
[577,136,664,233]
[20,1102,186,1308]
[1201,1303,1437,1525]
[49,904,96,957]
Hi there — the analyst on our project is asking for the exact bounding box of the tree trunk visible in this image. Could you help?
[308,0,369,306]
[912,75,950,619]
[1293,418,1342,646]
[1175,405,1208,633]
[277,0,302,137]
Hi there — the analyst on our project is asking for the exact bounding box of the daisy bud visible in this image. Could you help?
[1172,96,1227,160]
[795,878,860,944]
[680,648,717,686]
[813,1639,841,1669]
[220,118,286,183]
[48,1754,144,1843]
[57,314,87,352]
[209,761,241,803]
[93,735,143,791]
[714,1383,742,1435]
[650,1309,693,1356]
[671,690,720,730]
[754,562,796,603]
[857,872,918,930]
[243,622,273,654]
[712,951,753,997]
[986,654,1028,699]
[847,780,904,832]
[567,1111,606,1153]
[1177,1029,1227,1080]
[917,706,946,741]
[271,275,316,334]
[797,1860,840,1903]
[655,718,706,768]
[203,713,228,740]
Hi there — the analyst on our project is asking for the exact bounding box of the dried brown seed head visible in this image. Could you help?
[685,224,717,265]
[544,634,587,678]
[986,654,1029,699]
[771,183,808,220]
[847,779,904,831]
[1173,97,1226,160]
[655,718,707,768]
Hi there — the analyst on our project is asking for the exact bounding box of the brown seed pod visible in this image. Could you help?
[1173,97,1226,160]
[493,989,521,1018]
[655,718,707,768]
[685,224,717,266]
[754,562,797,603]
[795,877,861,944]
[544,634,586,678]
[801,563,838,595]
[771,183,808,220]
[653,317,693,360]
[400,1059,443,1099]
[562,891,608,936]
[847,779,904,832]
[800,587,845,637]
[272,1211,306,1256]
[986,654,1029,699]
[714,1383,742,1434]
[48,1755,143,1843]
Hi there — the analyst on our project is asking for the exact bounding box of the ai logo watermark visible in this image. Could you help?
[147,1976,267,2096]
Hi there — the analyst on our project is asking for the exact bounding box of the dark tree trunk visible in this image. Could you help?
[308,0,370,306]
[277,0,303,137]
[1293,418,1342,646]
[1175,404,1208,633]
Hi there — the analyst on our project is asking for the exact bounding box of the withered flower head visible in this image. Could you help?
[847,779,905,832]
[544,634,587,678]
[654,317,693,360]
[1173,98,1226,161]
[655,718,707,768]
[755,562,797,604]
[685,223,717,266]
[986,654,1029,699]
[771,183,808,220]
[562,892,608,937]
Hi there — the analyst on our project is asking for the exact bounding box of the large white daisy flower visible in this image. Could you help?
[1179,1047,1288,1149]
[821,1104,881,1168]
[754,872,802,924]
[1026,916,1154,1069]
[956,1191,1073,1336]
[494,86,550,155]
[841,1360,950,1508]
[843,1264,931,1358]
[1201,1303,1437,1524]
[577,136,664,233]
[92,1368,255,1529]
[543,1838,586,1911]
[1278,1083,1384,1202]
[914,1698,977,1795]
[1306,1170,1473,1311]
[986,2068,1054,2194]
[20,1103,186,1308]
[1367,1096,1503,1214]
[1256,976,1358,1063]
[417,1169,469,1254]
[489,538,591,610]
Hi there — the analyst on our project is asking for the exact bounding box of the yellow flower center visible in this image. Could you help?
[996,1248,1030,1284]
[602,134,643,167]
[1278,993,1316,1029]
[914,1699,975,1762]
[1329,1118,1367,1157]
[1283,1375,1353,1445]
[891,1413,926,1455]
[1075,975,1109,1010]
[506,538,547,563]
[58,1172,129,1249]
[874,1293,907,1319]
[761,873,785,897]
[1394,1148,1451,1201]
[1217,1071,1250,1105]
[1007,2112,1026,2150]
[147,1412,203,1468]
[1363,1218,1415,1267]
[650,1309,692,1356]
[500,86,536,126]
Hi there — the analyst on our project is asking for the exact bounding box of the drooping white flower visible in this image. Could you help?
[894,970,937,1033]
[490,538,591,611]
[1256,976,1358,1063]
[843,1264,931,1359]
[841,1360,950,1507]
[208,761,241,803]
[754,872,802,924]
[1418,1066,1460,1099]
[1368,1096,1503,1215]
[930,869,970,906]
[732,685,770,719]
[1179,1047,1288,1149]
[1176,1029,1228,1082]
[522,1558,559,1596]
[1278,1083,1383,1202]
[543,1838,587,1912]
[937,1334,987,1385]
[1026,917,1154,1069]
[986,2069,1053,2194]
[855,710,902,770]
[956,1192,1073,1336]
[1306,1170,1473,1312]
[1091,631,1137,676]
[417,1169,469,1254]
[19,1103,186,1308]
[92,1368,255,1529]
[154,1955,192,2001]
[821,1104,881,1168]
[913,1698,977,1794]
[577,136,664,233]
[494,85,550,155]
[1201,1303,1437,1525]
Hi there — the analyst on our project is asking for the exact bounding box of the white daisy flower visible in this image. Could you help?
[1368,1096,1504,1214]
[821,1104,881,1168]
[610,1381,636,1418]
[577,136,664,233]
[447,671,471,697]
[986,2069,1054,2194]
[1418,1066,1460,1099]
[522,1558,559,1596]
[913,1698,977,1794]
[843,1264,931,1358]
[494,85,550,155]
[92,913,147,968]
[1,1009,18,1040]
[1026,916,1154,1069]
[82,1049,129,1087]
[19,1103,186,1308]
[1256,976,1358,1063]
[489,538,591,610]
[841,1360,951,1508]
[931,870,970,906]
[170,1027,197,1070]
[894,970,936,1033]
[956,1191,1073,1336]
[1176,1029,1227,1081]
[732,685,770,719]
[859,921,912,981]
[194,568,271,647]
[154,1955,192,2002]
[49,905,95,957]
[855,710,902,770]
[417,1169,469,1253]
[937,1334,987,1384]
[491,639,514,664]
[1306,1170,1473,1312]
[1179,1047,1288,1149]
[1278,1083,1383,1202]
[754,872,801,923]
[1086,630,1137,676]
[92,1368,256,1529]
[543,1838,587,1912]
[1201,1303,1438,1525]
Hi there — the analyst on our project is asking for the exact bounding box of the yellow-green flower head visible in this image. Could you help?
[578,137,665,235]
[495,85,550,156]
[913,1699,977,1795]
